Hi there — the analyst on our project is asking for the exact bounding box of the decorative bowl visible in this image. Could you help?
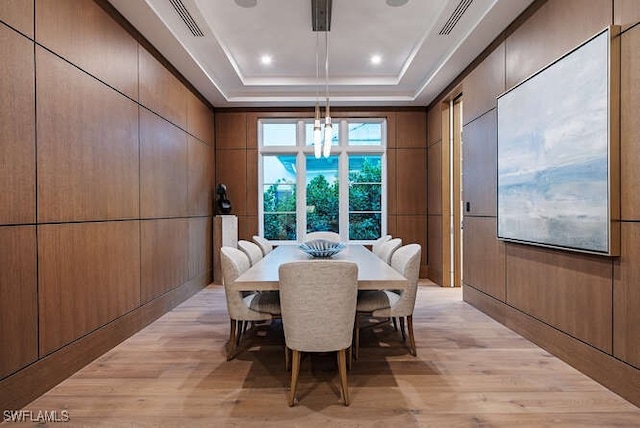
[298,239,346,258]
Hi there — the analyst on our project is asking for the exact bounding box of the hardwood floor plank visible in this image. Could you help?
[22,284,640,426]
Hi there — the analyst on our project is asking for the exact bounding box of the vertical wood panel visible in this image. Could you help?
[246,112,259,149]
[216,150,247,216]
[246,149,258,216]
[427,215,442,285]
[462,110,497,217]
[140,108,188,218]
[396,214,428,271]
[188,217,212,281]
[620,25,640,220]
[188,136,213,216]
[396,148,427,215]
[613,222,640,368]
[215,112,247,149]
[463,42,505,125]
[427,142,442,215]
[0,226,37,378]
[0,0,34,38]
[139,46,187,129]
[463,216,505,301]
[386,214,397,239]
[35,0,138,100]
[0,25,35,225]
[141,219,189,303]
[238,215,258,242]
[427,104,442,147]
[386,149,397,216]
[505,0,611,89]
[506,244,613,352]
[187,92,213,144]
[396,110,426,148]
[38,221,140,356]
[37,48,139,223]
[614,0,640,31]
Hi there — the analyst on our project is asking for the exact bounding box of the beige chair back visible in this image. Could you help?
[378,238,402,264]
[220,247,251,320]
[237,240,263,266]
[372,235,392,257]
[279,261,358,352]
[304,231,341,242]
[386,244,421,317]
[252,235,273,256]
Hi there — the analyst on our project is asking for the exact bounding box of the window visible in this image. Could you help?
[259,118,386,243]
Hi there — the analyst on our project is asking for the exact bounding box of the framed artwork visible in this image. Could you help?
[497,27,619,255]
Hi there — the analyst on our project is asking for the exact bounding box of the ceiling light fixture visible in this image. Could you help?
[371,54,382,65]
[311,0,333,158]
[313,12,322,158]
[260,54,272,65]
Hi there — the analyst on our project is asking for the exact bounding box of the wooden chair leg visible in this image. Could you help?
[407,315,417,356]
[354,314,360,360]
[337,349,350,406]
[399,316,406,342]
[392,317,398,331]
[236,320,244,347]
[226,318,237,361]
[285,346,291,371]
[289,350,301,406]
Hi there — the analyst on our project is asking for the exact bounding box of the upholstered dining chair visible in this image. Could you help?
[279,260,358,407]
[304,231,341,242]
[354,243,421,359]
[220,246,281,360]
[252,235,273,256]
[371,235,392,257]
[237,240,263,266]
[377,238,402,264]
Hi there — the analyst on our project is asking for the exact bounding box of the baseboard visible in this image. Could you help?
[0,272,210,411]
[463,284,640,407]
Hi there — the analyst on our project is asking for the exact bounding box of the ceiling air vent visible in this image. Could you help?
[439,0,473,35]
[170,0,204,37]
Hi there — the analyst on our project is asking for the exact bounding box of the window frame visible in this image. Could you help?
[258,118,387,244]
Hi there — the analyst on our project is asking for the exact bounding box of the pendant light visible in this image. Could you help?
[322,0,332,158]
[312,1,322,158]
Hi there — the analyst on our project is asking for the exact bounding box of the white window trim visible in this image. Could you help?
[258,118,387,244]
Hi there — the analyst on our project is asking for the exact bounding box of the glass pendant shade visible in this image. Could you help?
[313,118,322,158]
[323,116,332,158]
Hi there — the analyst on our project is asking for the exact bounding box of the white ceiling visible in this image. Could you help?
[107,0,533,108]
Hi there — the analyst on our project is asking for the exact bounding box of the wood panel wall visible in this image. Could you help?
[0,0,214,410]
[427,0,640,407]
[214,109,429,277]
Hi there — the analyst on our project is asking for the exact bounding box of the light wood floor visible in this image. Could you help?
[22,283,640,427]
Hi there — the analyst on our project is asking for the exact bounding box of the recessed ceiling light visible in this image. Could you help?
[235,0,257,7]
[386,0,408,6]
[371,55,382,65]
[260,55,272,65]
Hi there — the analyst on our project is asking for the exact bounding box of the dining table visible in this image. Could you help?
[233,243,408,292]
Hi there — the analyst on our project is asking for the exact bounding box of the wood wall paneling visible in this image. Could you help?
[36,48,139,223]
[427,142,442,215]
[505,244,613,352]
[396,148,427,215]
[385,111,397,149]
[396,110,427,148]
[187,92,213,144]
[246,112,259,149]
[246,149,258,216]
[0,226,37,379]
[614,0,640,31]
[141,219,190,303]
[214,112,247,149]
[35,0,138,100]
[38,221,141,356]
[396,214,428,272]
[0,25,35,225]
[462,110,497,217]
[386,149,397,215]
[386,214,398,239]
[620,24,640,220]
[188,217,212,281]
[216,149,247,216]
[188,136,213,216]
[238,215,258,242]
[139,46,187,129]
[427,214,443,285]
[463,42,505,125]
[613,222,640,368]
[463,216,506,301]
[505,0,611,89]
[140,108,188,218]
[427,105,442,147]
[0,0,33,38]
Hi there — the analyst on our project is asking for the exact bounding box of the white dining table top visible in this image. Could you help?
[233,243,409,291]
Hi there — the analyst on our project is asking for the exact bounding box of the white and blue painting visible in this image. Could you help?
[497,30,610,253]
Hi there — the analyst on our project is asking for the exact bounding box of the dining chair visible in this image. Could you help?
[279,260,358,407]
[371,235,392,257]
[377,238,402,264]
[354,243,421,359]
[252,235,273,256]
[237,240,263,266]
[220,246,281,360]
[304,231,341,242]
